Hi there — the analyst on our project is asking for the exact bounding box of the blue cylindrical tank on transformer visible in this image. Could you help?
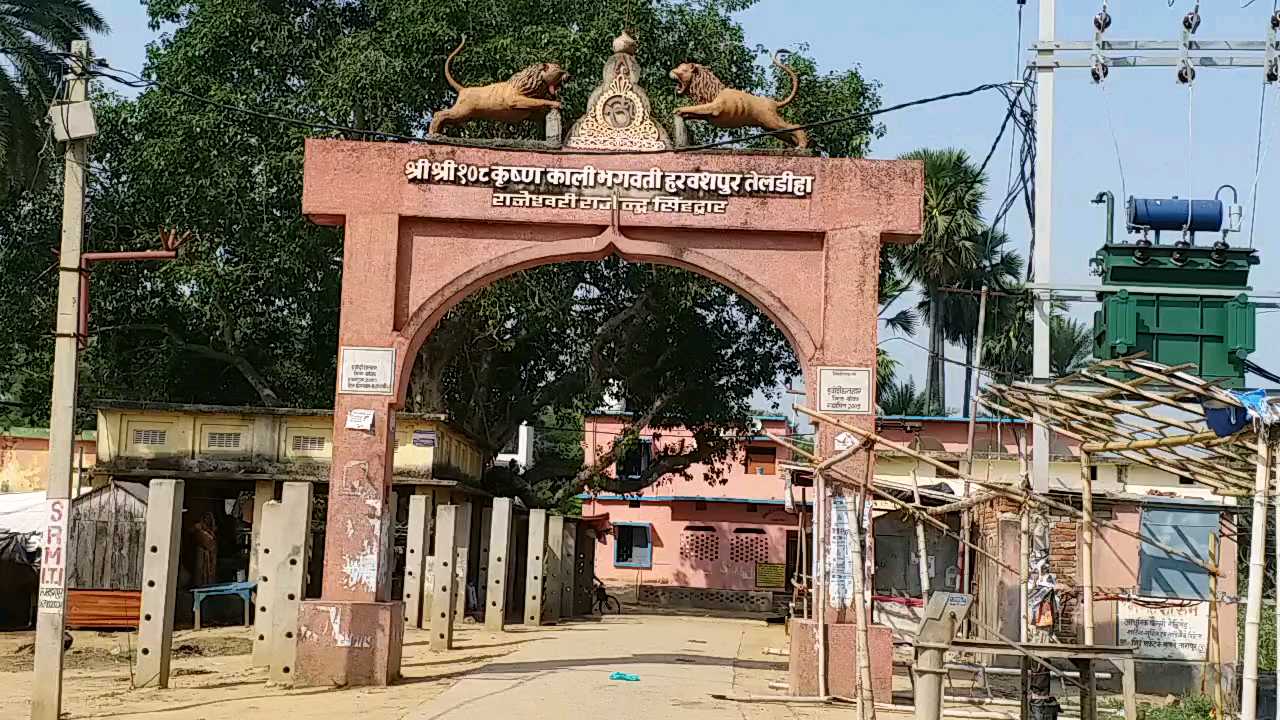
[1126,197,1223,233]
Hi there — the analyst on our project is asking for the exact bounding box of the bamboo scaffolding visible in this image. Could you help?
[794,406,1221,576]
[1080,451,1095,646]
[768,433,1021,577]
[911,448,931,598]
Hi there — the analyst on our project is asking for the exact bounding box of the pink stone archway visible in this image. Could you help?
[293,139,922,686]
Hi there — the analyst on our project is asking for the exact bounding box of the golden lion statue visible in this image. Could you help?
[669,53,807,148]
[429,38,570,135]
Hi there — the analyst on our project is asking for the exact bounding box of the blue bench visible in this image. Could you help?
[190,581,256,630]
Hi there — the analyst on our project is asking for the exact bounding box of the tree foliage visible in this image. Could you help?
[0,0,885,498]
[0,0,107,193]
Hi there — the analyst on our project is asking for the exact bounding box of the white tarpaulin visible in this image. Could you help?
[0,491,47,551]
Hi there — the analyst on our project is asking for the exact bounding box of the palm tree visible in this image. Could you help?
[1051,314,1093,376]
[877,246,918,399]
[0,0,107,191]
[981,290,1094,381]
[897,148,987,413]
[917,229,1023,413]
[878,378,937,417]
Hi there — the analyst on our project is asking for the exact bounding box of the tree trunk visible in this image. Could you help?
[962,339,975,418]
[927,293,944,413]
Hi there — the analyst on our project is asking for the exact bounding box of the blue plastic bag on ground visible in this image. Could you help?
[609,671,640,682]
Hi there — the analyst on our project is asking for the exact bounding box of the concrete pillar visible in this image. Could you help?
[544,515,564,623]
[430,505,459,652]
[485,498,513,631]
[453,500,472,621]
[403,495,433,627]
[560,519,577,619]
[524,510,548,626]
[250,480,275,665]
[477,506,492,610]
[134,479,184,689]
[248,480,274,582]
[267,482,313,685]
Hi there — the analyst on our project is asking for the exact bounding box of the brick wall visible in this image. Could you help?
[1048,517,1078,642]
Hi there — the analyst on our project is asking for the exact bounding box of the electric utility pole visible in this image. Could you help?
[32,40,93,720]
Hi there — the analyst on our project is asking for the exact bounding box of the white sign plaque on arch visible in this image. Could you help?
[817,367,873,415]
[339,346,396,395]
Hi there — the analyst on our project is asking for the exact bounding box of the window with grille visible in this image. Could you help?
[680,526,719,562]
[614,523,652,568]
[292,435,326,452]
[207,431,241,449]
[132,429,166,446]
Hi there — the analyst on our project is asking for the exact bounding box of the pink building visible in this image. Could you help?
[580,414,804,611]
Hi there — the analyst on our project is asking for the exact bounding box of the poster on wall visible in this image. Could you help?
[1117,600,1209,660]
[756,563,786,589]
[828,493,854,608]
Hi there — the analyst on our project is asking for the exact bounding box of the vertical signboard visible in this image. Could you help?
[38,499,69,613]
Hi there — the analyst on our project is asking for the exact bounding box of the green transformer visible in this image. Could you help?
[1092,243,1259,388]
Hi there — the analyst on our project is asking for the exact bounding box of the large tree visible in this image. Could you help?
[0,0,885,498]
[0,0,106,193]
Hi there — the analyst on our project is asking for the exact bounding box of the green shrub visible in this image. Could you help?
[1138,694,1214,720]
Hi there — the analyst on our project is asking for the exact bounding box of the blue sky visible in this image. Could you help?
[91,1,1280,419]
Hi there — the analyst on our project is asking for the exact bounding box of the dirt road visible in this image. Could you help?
[0,615,865,719]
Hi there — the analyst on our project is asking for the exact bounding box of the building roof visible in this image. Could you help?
[1,427,97,441]
[96,399,451,422]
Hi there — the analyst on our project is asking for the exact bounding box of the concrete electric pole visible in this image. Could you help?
[31,40,94,720]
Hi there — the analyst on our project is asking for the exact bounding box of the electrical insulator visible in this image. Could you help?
[1178,60,1196,84]
[1211,241,1230,267]
[1094,10,1112,33]
[1184,8,1201,34]
[1268,58,1280,84]
[1272,10,1280,30]
[1172,240,1191,266]
[1091,59,1110,83]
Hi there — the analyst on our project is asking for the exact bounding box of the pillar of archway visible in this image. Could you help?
[291,136,922,686]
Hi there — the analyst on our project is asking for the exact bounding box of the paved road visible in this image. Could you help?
[406,614,799,719]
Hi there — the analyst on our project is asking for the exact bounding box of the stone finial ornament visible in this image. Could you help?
[669,52,809,148]
[564,32,671,151]
[429,37,570,136]
[612,30,637,55]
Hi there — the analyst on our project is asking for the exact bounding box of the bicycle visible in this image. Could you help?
[592,576,621,614]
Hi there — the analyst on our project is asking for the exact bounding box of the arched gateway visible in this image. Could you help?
[293,37,922,686]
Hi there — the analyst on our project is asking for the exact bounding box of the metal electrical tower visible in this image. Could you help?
[1028,4,1278,720]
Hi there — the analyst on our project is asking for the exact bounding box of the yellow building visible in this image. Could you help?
[93,400,486,500]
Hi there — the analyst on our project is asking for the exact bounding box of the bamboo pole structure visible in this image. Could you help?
[1017,431,1031,644]
[795,406,1221,575]
[960,287,989,624]
[767,433,1020,576]
[851,464,876,720]
[1080,451,1095,646]
[815,468,828,700]
[911,453,931,598]
[1204,533,1222,720]
[1240,436,1273,720]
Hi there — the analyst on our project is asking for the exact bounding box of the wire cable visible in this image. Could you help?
[1099,82,1128,204]
[1247,0,1279,247]
[78,56,1019,157]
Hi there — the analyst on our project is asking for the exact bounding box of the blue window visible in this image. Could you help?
[1138,506,1219,600]
[614,523,652,568]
